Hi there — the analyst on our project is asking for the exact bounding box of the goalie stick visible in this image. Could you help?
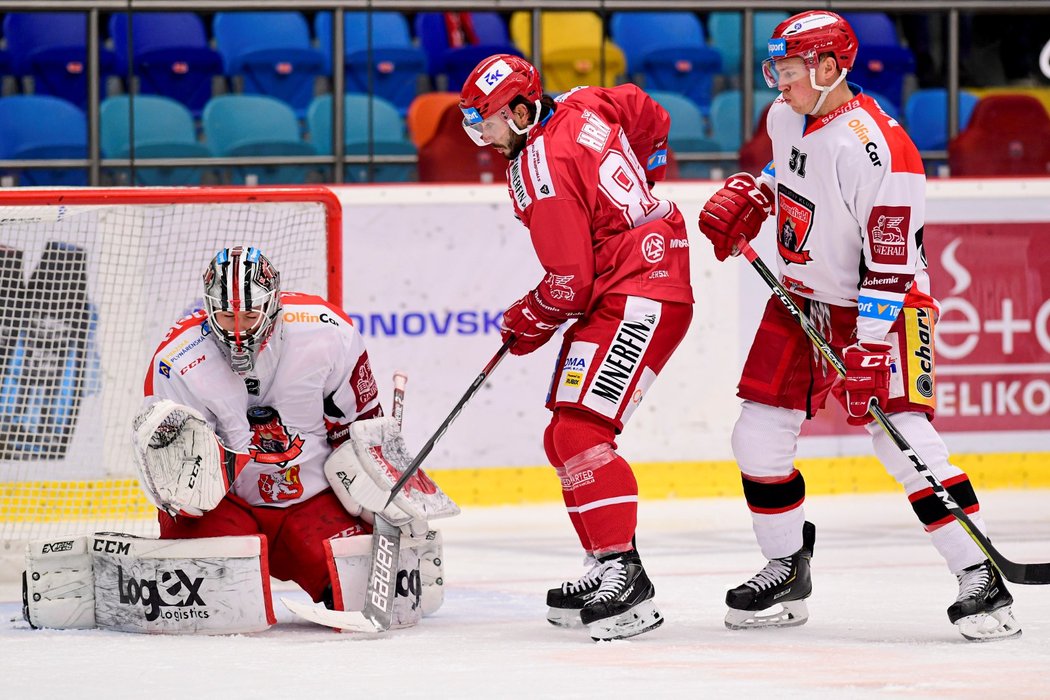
[385,337,514,506]
[738,239,1050,585]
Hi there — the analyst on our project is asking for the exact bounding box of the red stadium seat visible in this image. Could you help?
[738,102,773,177]
[948,94,1050,176]
[417,104,507,183]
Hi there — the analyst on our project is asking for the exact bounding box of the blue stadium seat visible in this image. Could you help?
[203,95,316,184]
[316,12,427,116]
[307,94,416,182]
[611,12,721,115]
[707,12,788,87]
[904,88,979,151]
[3,13,116,109]
[109,13,223,117]
[213,12,326,117]
[100,95,212,186]
[415,12,522,92]
[0,95,87,186]
[841,13,915,114]
[709,89,776,151]
[648,90,721,179]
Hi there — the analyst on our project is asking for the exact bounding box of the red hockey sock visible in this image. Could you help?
[564,444,638,555]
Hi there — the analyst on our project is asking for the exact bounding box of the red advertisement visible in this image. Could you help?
[804,222,1050,436]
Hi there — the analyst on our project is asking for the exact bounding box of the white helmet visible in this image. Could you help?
[202,246,281,375]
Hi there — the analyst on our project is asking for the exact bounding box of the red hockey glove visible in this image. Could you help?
[698,172,774,261]
[842,341,894,425]
[501,293,563,356]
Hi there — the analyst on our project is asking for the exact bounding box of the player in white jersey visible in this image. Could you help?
[697,11,1019,641]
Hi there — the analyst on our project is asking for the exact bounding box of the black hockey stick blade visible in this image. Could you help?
[385,337,515,506]
[738,239,1050,585]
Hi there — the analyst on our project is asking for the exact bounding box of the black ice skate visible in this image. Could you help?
[546,555,603,627]
[725,521,815,630]
[947,560,1021,642]
[579,549,663,641]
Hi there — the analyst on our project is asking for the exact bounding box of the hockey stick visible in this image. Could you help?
[385,337,515,506]
[737,239,1050,585]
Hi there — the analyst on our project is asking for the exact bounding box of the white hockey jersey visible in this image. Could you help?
[143,293,380,508]
[758,90,932,343]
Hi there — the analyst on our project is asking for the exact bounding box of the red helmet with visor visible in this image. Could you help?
[459,54,543,146]
[763,11,858,89]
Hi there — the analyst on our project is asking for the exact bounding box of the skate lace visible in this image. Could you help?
[562,558,604,595]
[591,560,627,604]
[956,564,992,602]
[745,557,792,592]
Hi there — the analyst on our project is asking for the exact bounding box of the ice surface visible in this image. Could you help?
[4,491,1050,699]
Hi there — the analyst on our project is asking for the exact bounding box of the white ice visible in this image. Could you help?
[4,490,1050,699]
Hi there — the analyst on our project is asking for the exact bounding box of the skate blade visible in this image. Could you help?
[587,600,663,641]
[546,607,584,628]
[956,605,1022,642]
[725,600,809,630]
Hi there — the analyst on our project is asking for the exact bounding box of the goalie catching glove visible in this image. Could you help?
[132,399,249,517]
[325,416,460,528]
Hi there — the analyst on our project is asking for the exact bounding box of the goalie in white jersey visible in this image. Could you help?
[698,10,1019,641]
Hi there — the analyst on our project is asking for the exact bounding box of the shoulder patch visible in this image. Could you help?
[526,136,556,199]
[576,109,611,153]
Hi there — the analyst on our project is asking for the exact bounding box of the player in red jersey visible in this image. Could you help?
[460,54,694,640]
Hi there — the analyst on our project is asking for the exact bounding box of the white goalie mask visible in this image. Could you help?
[202,246,282,375]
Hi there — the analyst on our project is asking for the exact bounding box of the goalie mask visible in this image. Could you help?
[459,54,543,147]
[202,246,281,375]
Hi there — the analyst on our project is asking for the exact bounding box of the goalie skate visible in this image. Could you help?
[546,554,603,627]
[948,560,1022,642]
[579,550,664,641]
[725,521,815,630]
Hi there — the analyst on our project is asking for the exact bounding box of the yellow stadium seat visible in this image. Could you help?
[510,11,626,92]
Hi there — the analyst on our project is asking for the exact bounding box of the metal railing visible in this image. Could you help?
[0,1,1046,183]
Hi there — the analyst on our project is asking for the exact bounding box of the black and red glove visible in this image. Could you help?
[842,341,894,425]
[698,172,774,261]
[501,293,563,356]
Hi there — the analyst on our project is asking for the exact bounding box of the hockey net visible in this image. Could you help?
[0,186,342,579]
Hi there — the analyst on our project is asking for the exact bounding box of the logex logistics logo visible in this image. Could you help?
[346,308,506,337]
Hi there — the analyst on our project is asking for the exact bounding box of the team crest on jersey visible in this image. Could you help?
[247,405,305,465]
[545,272,575,301]
[776,186,815,264]
[867,206,910,265]
[353,354,379,411]
[257,464,304,503]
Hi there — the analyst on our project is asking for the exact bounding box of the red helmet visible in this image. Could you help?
[764,10,858,87]
[460,54,542,121]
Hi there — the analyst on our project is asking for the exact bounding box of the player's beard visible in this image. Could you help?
[495,130,528,161]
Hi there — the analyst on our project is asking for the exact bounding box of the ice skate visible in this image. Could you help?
[948,560,1021,642]
[579,550,663,641]
[725,521,815,630]
[546,554,604,627]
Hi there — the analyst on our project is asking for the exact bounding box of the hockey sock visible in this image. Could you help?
[742,470,807,560]
[544,417,591,551]
[564,444,638,555]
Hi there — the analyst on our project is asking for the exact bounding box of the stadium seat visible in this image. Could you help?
[109,13,223,117]
[648,91,721,179]
[509,11,626,92]
[203,94,317,184]
[100,95,212,186]
[406,92,462,149]
[307,94,415,182]
[415,13,523,92]
[840,13,915,115]
[3,13,117,109]
[863,90,902,123]
[213,12,326,117]
[610,12,721,114]
[707,12,788,87]
[738,103,774,177]
[709,89,776,151]
[418,103,506,183]
[316,12,428,116]
[904,88,980,151]
[948,94,1050,176]
[0,95,87,186]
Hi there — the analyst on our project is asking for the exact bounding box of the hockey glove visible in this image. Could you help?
[698,172,774,261]
[501,292,563,356]
[842,341,894,425]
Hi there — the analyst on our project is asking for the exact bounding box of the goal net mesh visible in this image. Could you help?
[0,189,339,575]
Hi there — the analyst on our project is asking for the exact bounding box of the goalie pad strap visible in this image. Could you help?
[25,534,274,634]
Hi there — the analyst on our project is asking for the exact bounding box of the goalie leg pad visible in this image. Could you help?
[26,533,275,634]
[325,416,460,525]
[23,536,96,630]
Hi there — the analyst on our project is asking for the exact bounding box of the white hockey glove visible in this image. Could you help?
[132,399,249,517]
[325,417,460,529]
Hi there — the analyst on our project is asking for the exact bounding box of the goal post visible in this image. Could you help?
[0,186,343,577]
